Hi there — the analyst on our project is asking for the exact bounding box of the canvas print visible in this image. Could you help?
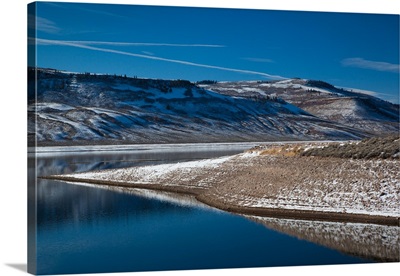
[28,1,399,275]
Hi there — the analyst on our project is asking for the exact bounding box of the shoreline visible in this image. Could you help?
[28,136,308,148]
[42,171,400,227]
[29,141,267,154]
[29,140,339,154]
[41,138,399,227]
[195,193,399,226]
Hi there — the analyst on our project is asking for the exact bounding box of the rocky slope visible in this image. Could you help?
[200,79,399,135]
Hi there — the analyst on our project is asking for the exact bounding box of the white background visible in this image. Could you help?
[0,0,398,275]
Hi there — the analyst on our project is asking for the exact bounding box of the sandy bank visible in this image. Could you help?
[43,146,400,226]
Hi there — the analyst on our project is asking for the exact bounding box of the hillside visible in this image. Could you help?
[28,68,384,146]
[200,79,399,134]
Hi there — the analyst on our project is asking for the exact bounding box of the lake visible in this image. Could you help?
[28,143,397,275]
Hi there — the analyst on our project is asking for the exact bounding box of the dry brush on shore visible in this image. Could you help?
[247,135,399,159]
[301,135,399,159]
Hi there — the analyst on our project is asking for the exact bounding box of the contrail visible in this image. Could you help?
[35,38,288,80]
[41,39,225,48]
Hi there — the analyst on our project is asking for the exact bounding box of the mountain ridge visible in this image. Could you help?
[199,78,399,135]
[28,67,398,146]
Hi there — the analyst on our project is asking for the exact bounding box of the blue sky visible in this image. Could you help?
[29,2,399,103]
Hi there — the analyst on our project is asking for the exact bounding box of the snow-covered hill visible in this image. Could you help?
[28,68,374,145]
[200,79,399,134]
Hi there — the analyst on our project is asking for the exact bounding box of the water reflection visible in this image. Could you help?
[67,181,217,210]
[63,180,400,263]
[35,179,369,275]
[247,216,399,262]
[33,145,248,176]
[34,146,243,229]
[28,145,387,274]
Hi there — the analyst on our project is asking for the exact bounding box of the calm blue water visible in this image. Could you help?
[32,144,371,275]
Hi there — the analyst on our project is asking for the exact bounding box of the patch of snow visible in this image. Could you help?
[240,195,399,218]
[239,151,260,158]
[61,155,233,185]
[298,85,334,94]
[276,79,294,84]
[34,102,75,111]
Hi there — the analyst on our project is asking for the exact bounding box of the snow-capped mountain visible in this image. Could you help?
[199,79,399,134]
[28,68,385,146]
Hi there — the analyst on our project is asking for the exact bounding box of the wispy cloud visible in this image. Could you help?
[342,58,400,73]
[338,86,379,97]
[337,86,398,104]
[242,57,274,63]
[35,38,287,80]
[28,15,60,34]
[141,51,154,56]
[37,39,225,48]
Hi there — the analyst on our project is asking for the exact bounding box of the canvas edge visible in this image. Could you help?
[27,2,37,275]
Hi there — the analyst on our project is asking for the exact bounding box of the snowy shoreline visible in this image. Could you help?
[30,140,337,154]
[44,144,400,226]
